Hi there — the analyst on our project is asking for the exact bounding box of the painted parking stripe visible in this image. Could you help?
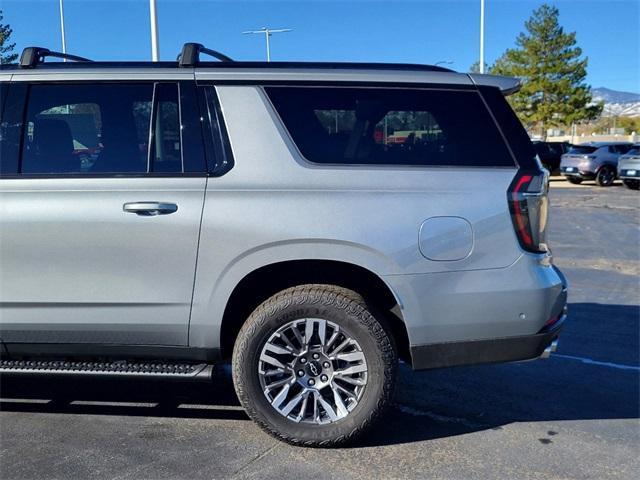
[553,354,640,372]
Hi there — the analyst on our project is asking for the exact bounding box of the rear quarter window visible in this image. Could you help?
[266,86,516,167]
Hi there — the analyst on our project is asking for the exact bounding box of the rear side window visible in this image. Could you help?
[610,144,631,154]
[266,86,515,167]
[20,83,182,175]
[627,147,640,155]
[476,86,537,170]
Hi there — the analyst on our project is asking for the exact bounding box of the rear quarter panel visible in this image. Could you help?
[189,86,521,348]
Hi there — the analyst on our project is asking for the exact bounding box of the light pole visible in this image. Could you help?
[242,27,292,62]
[149,0,160,61]
[479,0,485,73]
[59,0,67,60]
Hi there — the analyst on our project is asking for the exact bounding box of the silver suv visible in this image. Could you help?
[0,45,567,446]
[560,142,633,186]
[617,144,640,190]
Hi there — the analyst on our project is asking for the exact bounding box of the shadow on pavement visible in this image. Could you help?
[1,302,638,448]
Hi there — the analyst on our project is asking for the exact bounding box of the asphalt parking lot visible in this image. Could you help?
[1,179,638,480]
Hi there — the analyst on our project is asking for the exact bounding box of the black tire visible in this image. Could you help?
[232,284,397,447]
[623,180,640,190]
[595,166,616,187]
[567,177,583,185]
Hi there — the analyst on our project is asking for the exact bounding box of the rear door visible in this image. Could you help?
[0,77,207,346]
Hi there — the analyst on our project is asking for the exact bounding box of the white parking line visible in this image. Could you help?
[553,354,640,372]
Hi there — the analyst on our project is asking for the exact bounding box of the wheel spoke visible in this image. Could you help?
[330,338,351,356]
[264,375,294,392]
[264,343,291,356]
[291,323,305,348]
[325,329,340,349]
[280,390,306,416]
[313,391,320,423]
[317,394,339,421]
[260,353,286,370]
[333,381,357,400]
[334,351,365,363]
[262,367,286,377]
[331,384,349,418]
[271,383,291,409]
[304,318,314,346]
[317,319,327,346]
[335,363,367,376]
[277,333,300,355]
[334,375,366,386]
[295,391,310,422]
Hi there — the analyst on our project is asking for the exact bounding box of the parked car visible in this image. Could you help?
[617,144,640,190]
[560,142,633,186]
[533,141,571,172]
[0,45,567,447]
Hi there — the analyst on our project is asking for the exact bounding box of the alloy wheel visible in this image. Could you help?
[258,318,368,425]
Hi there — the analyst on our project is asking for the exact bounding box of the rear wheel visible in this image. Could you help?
[567,177,583,185]
[595,166,616,187]
[232,284,397,447]
[623,180,640,190]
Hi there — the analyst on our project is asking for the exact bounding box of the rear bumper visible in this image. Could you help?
[410,313,565,370]
[619,169,640,180]
[385,256,569,370]
[561,167,595,180]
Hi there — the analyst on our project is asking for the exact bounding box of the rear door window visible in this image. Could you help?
[266,86,515,167]
[19,83,182,175]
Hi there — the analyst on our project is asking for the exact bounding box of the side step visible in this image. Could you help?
[0,359,213,380]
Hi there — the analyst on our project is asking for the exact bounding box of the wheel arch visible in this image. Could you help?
[219,259,411,363]
[596,162,617,173]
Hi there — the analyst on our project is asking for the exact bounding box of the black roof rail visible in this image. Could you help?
[178,42,233,67]
[20,47,92,68]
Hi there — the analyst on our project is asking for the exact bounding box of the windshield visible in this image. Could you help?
[568,145,598,154]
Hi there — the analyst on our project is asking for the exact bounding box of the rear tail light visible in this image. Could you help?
[508,171,549,253]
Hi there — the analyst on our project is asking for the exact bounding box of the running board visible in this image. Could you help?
[0,359,213,380]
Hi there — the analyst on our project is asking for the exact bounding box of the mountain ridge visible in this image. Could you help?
[592,87,640,117]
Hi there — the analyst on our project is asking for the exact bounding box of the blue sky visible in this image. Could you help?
[2,0,639,92]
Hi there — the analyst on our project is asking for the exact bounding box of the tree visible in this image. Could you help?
[0,10,18,64]
[491,4,602,138]
[468,61,489,74]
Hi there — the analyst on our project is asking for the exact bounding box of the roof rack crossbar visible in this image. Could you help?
[178,43,233,67]
[20,47,92,68]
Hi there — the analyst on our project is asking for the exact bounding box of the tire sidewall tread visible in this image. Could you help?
[232,284,397,447]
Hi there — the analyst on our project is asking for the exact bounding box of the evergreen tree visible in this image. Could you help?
[0,10,18,64]
[468,61,489,74]
[491,4,601,138]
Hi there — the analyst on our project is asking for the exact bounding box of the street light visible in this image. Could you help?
[149,0,160,61]
[59,0,67,60]
[435,60,453,66]
[242,27,292,62]
[479,0,485,73]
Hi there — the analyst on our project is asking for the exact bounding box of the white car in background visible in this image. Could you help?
[617,145,640,190]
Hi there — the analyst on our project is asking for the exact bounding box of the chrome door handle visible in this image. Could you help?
[123,202,178,216]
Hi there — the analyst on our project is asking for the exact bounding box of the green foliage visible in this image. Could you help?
[490,4,602,137]
[468,61,489,74]
[0,10,18,64]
